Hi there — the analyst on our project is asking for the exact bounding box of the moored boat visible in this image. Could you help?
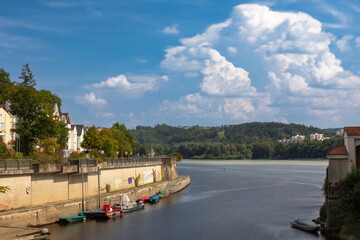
[114,194,145,213]
[158,190,169,198]
[149,195,159,203]
[137,196,150,202]
[291,219,319,233]
[83,204,122,219]
[57,213,86,224]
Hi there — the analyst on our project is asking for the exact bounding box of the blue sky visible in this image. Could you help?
[1,0,360,129]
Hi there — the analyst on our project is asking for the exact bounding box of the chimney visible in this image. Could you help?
[5,101,10,111]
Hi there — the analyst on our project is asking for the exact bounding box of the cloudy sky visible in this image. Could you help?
[1,0,360,128]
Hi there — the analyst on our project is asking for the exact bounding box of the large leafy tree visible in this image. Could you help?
[9,65,68,155]
[10,85,42,155]
[99,128,118,157]
[81,125,101,150]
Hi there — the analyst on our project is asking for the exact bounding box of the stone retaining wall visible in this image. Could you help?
[0,176,190,228]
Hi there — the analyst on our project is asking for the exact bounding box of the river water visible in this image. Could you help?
[47,160,329,240]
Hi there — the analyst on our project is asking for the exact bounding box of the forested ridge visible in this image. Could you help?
[131,122,343,159]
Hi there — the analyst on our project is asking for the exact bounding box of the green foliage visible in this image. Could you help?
[218,131,225,138]
[327,168,360,239]
[0,68,14,104]
[81,123,135,158]
[32,151,64,164]
[3,65,69,156]
[99,128,118,157]
[81,125,101,150]
[19,64,36,87]
[131,122,333,145]
[69,151,87,159]
[39,137,59,155]
[132,123,342,159]
[111,122,135,156]
[38,90,62,112]
[0,186,10,193]
[0,136,7,159]
[171,152,183,162]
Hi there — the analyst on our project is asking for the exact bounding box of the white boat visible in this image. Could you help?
[114,194,144,213]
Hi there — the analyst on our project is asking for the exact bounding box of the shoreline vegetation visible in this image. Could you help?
[131,123,343,160]
[321,168,360,240]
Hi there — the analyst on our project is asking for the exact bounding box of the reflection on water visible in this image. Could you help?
[47,160,331,240]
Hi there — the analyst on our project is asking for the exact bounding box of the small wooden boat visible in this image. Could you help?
[83,204,122,219]
[291,219,319,232]
[57,213,86,224]
[149,195,160,203]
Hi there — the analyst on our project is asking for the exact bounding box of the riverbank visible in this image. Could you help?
[0,176,190,239]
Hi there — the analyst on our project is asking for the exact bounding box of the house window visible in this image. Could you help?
[0,122,5,131]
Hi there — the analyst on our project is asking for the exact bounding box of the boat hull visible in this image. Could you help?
[83,210,121,219]
[291,221,319,232]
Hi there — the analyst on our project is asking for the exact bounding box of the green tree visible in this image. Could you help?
[0,68,13,103]
[99,128,118,157]
[111,122,135,156]
[81,125,101,150]
[19,64,36,87]
[10,85,41,155]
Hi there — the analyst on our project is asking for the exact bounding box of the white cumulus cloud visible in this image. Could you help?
[159,3,360,126]
[162,24,179,34]
[77,92,107,105]
[92,74,167,94]
[336,35,353,51]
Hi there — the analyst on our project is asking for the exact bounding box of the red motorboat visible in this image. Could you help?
[137,196,150,202]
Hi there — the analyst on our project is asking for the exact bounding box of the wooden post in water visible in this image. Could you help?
[98,167,101,208]
[81,166,85,212]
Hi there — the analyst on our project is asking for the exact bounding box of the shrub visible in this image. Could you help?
[171,152,183,162]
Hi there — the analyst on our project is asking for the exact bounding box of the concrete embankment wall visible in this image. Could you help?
[0,161,165,209]
[0,176,190,227]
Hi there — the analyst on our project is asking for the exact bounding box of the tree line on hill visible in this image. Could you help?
[131,123,343,159]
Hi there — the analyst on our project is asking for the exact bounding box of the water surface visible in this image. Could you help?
[47,160,328,240]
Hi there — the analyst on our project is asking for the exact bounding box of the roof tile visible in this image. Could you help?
[328,145,348,155]
[344,127,360,136]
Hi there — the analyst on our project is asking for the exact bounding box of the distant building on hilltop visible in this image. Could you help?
[310,133,329,141]
[278,135,305,144]
[290,135,305,143]
[336,129,344,135]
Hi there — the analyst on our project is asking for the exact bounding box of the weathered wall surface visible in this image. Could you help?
[0,163,162,209]
[0,176,191,228]
[328,158,348,183]
[0,174,32,208]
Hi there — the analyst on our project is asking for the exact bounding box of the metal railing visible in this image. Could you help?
[107,157,162,166]
[106,158,162,166]
[69,159,97,168]
[0,159,32,171]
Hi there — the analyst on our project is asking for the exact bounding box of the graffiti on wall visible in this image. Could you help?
[143,171,153,184]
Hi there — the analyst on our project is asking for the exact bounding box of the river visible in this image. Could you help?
[47,160,329,240]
